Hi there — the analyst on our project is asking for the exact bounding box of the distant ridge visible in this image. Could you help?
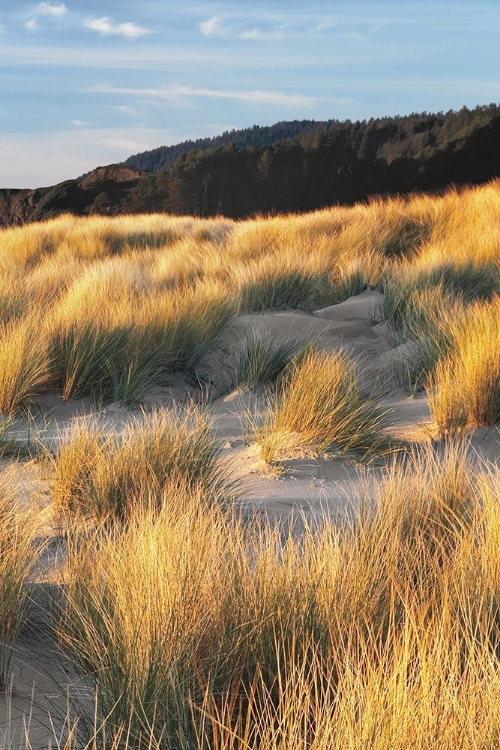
[1,104,499,226]
[123,120,330,172]
[122,104,500,176]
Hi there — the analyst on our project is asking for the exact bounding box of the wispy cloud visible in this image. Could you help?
[110,105,136,115]
[240,28,285,40]
[70,119,85,126]
[32,2,66,17]
[84,17,151,38]
[312,17,338,33]
[199,16,231,37]
[344,30,365,42]
[24,2,67,30]
[91,84,319,107]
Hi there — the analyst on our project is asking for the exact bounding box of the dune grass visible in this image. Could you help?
[54,444,500,749]
[52,407,233,521]
[45,279,234,404]
[0,180,498,417]
[0,319,52,414]
[381,259,499,333]
[388,286,464,392]
[253,347,391,462]
[130,282,235,377]
[49,320,132,402]
[230,331,309,391]
[0,474,42,690]
[234,255,333,313]
[379,256,500,397]
[428,296,500,434]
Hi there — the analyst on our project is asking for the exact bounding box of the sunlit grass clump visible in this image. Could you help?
[429,296,500,435]
[381,259,499,332]
[254,347,391,461]
[52,407,232,520]
[0,319,52,414]
[48,280,235,404]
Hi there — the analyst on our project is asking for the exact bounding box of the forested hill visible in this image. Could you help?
[123,120,330,172]
[1,104,499,226]
[123,104,500,174]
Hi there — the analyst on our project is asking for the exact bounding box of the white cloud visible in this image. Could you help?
[240,29,285,40]
[111,105,135,115]
[34,2,67,17]
[24,2,67,30]
[344,30,365,41]
[199,17,218,35]
[91,84,319,108]
[199,16,233,37]
[84,17,151,38]
[199,16,231,37]
[313,18,338,33]
[71,119,85,126]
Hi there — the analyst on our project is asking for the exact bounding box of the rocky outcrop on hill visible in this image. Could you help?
[0,166,144,227]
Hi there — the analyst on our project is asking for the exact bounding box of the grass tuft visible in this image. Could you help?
[52,407,234,520]
[231,331,309,391]
[254,347,392,461]
[0,319,52,414]
[428,297,500,432]
[55,444,500,749]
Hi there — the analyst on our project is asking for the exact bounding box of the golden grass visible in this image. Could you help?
[54,445,500,748]
[254,347,391,461]
[428,296,500,433]
[0,180,498,416]
[0,318,52,414]
[52,407,233,520]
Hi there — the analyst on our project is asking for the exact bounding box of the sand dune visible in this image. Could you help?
[1,288,499,746]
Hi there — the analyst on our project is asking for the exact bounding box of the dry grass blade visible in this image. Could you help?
[428,296,500,433]
[55,446,500,749]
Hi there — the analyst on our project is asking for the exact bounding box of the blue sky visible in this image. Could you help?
[0,1,498,188]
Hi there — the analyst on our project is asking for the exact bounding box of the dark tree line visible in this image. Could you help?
[120,104,500,218]
[124,104,500,174]
[123,120,332,172]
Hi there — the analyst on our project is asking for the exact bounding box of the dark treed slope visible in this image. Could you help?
[1,104,499,226]
[123,120,330,172]
[123,104,500,174]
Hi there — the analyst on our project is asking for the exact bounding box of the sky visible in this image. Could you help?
[0,1,499,188]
